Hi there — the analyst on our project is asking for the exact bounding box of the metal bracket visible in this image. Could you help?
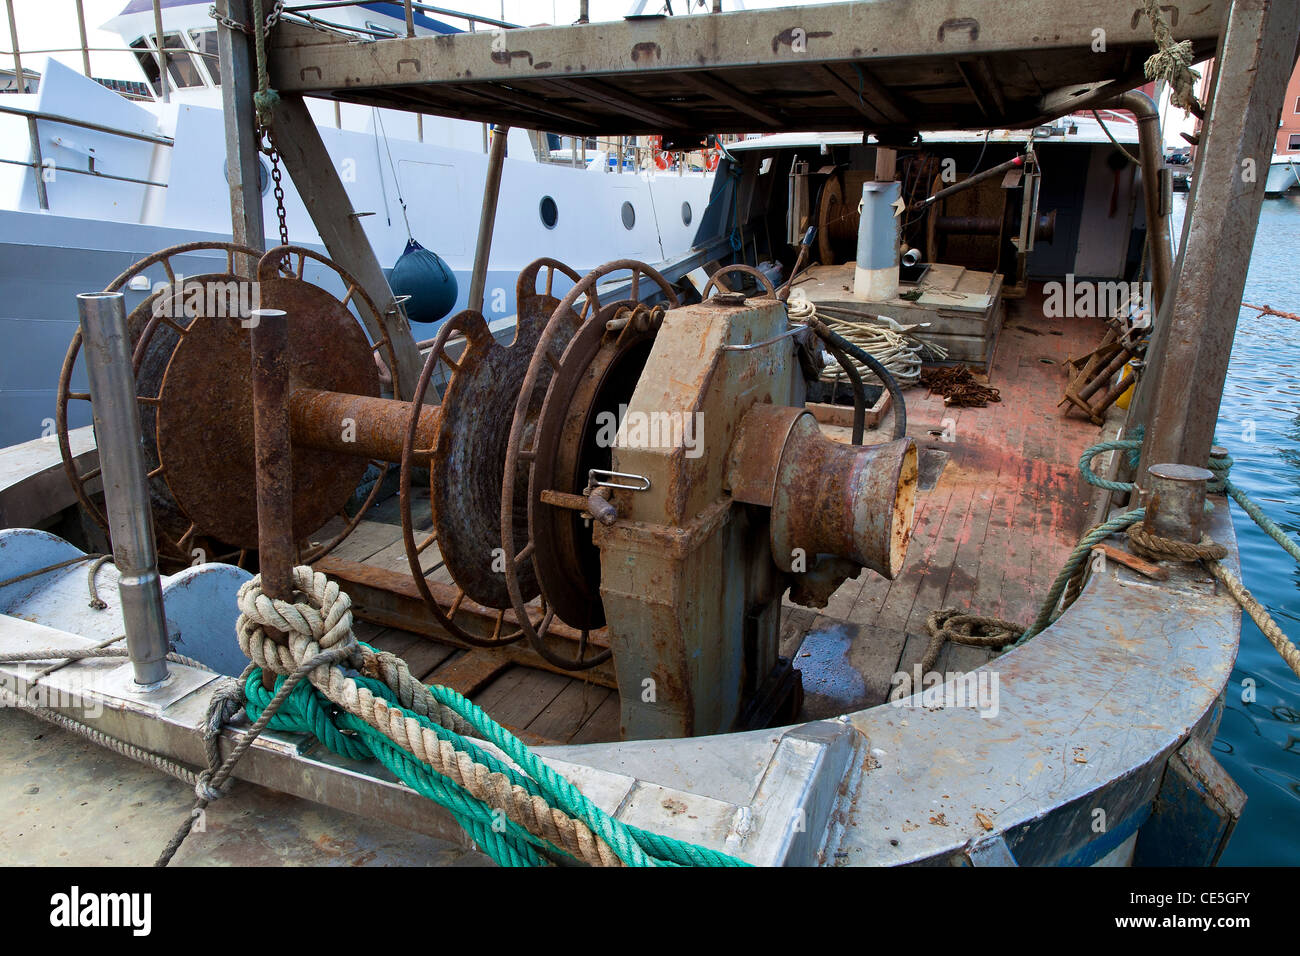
[587,468,650,492]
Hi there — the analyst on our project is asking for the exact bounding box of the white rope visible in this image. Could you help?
[786,297,944,387]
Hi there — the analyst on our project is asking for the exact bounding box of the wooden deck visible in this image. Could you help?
[318,286,1108,740]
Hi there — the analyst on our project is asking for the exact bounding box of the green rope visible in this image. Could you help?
[250,0,280,127]
[242,650,749,868]
[1022,432,1300,646]
[1076,435,1297,562]
[1078,438,1144,493]
[1014,508,1146,645]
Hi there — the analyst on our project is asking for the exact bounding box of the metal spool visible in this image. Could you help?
[58,241,403,568]
[701,264,777,300]
[397,258,583,648]
[501,259,679,670]
[56,242,263,566]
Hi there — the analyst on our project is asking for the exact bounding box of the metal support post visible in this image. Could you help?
[77,293,171,687]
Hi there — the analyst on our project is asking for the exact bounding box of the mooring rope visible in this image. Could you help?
[155,567,748,868]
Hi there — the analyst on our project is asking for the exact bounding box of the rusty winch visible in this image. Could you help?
[58,245,916,739]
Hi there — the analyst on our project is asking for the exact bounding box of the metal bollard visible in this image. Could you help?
[77,292,170,686]
[1144,463,1214,543]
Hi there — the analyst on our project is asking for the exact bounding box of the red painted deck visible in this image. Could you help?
[791,287,1110,716]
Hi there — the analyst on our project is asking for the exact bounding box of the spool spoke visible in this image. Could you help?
[296,253,306,279]
[449,588,465,620]
[147,465,164,480]
[514,542,535,567]
[491,609,505,641]
[79,466,101,483]
[416,531,438,555]
[544,267,555,297]
[67,392,90,402]
[341,284,357,308]
[162,259,176,285]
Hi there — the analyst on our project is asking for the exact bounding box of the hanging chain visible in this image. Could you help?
[208,0,284,34]
[263,133,290,269]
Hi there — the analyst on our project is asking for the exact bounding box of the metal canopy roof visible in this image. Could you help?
[268,0,1226,137]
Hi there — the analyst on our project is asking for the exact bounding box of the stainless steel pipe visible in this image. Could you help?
[77,292,170,686]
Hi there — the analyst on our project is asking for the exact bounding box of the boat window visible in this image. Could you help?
[621,201,635,230]
[188,29,222,87]
[161,33,205,89]
[681,201,692,226]
[1290,134,1300,151]
[129,34,208,96]
[539,196,558,229]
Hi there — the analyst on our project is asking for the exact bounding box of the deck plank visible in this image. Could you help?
[472,666,570,731]
[526,680,614,743]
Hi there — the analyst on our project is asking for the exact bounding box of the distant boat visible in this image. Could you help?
[1265,155,1300,196]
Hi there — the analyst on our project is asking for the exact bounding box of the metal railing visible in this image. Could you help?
[0,102,173,208]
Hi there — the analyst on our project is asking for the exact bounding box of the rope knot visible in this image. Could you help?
[236,566,357,675]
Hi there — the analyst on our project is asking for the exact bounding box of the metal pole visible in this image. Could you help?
[74,0,91,77]
[1133,0,1300,481]
[4,0,22,93]
[468,125,509,313]
[248,309,295,613]
[76,293,170,687]
[216,0,265,255]
[1115,90,1173,311]
[26,115,48,210]
[151,0,169,103]
[404,0,415,36]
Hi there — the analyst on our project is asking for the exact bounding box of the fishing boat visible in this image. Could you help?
[1,0,1297,870]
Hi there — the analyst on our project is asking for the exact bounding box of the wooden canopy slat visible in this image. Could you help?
[268,0,1226,136]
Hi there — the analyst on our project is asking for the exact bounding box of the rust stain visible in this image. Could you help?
[631,42,661,63]
[490,49,534,67]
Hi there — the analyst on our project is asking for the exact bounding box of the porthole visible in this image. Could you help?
[621,201,636,230]
[222,155,271,196]
[539,195,559,230]
[681,201,692,226]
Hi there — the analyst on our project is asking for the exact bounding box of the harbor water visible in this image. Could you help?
[1175,192,1300,864]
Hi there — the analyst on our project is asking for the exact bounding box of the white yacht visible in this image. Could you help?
[0,0,716,447]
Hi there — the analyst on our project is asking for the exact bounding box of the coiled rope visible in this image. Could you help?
[159,567,748,868]
[787,297,939,387]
